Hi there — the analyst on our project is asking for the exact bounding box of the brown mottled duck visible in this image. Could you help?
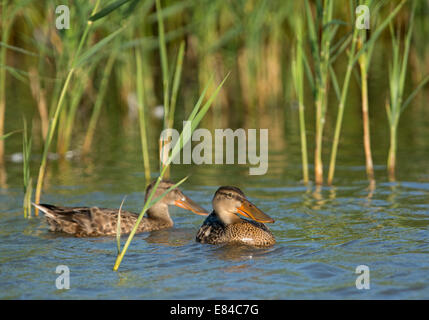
[33,180,208,237]
[196,186,275,246]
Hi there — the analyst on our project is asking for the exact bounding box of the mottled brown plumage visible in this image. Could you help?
[196,186,276,246]
[33,180,207,237]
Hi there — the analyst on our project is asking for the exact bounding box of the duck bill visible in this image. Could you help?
[236,199,275,223]
[175,195,208,216]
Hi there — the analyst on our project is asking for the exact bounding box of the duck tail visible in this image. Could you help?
[31,203,57,219]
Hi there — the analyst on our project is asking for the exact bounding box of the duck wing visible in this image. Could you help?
[196,212,226,244]
[33,203,137,237]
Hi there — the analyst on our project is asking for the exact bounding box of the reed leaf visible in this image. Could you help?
[89,0,133,22]
[385,1,424,181]
[0,129,21,140]
[1,64,29,84]
[147,0,194,23]
[0,42,38,57]
[116,196,127,254]
[401,74,429,113]
[74,26,125,68]
[329,64,341,102]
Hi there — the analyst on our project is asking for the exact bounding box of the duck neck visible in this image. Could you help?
[145,203,173,227]
[215,210,242,225]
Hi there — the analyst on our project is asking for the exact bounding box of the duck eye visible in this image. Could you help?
[227,193,233,199]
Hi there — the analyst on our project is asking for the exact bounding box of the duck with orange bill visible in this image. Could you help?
[196,186,275,246]
[33,180,208,237]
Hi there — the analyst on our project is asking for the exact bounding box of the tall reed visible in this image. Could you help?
[156,0,170,176]
[358,33,374,183]
[386,2,429,181]
[327,0,407,185]
[291,19,309,184]
[34,0,102,215]
[327,21,359,185]
[168,41,185,130]
[22,117,32,218]
[356,0,388,185]
[358,0,383,186]
[304,0,334,185]
[0,0,14,166]
[156,0,170,132]
[156,0,186,177]
[135,47,151,182]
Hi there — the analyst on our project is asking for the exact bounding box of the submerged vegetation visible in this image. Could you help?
[0,1,428,216]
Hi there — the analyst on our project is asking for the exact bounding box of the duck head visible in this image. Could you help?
[145,180,208,220]
[212,186,275,225]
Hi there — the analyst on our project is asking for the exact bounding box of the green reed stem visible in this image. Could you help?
[292,20,309,184]
[34,0,101,215]
[327,26,359,185]
[386,1,415,181]
[135,47,151,182]
[0,0,12,165]
[22,117,32,218]
[34,71,73,215]
[156,0,171,176]
[156,0,170,130]
[358,37,375,183]
[116,196,126,254]
[305,0,334,185]
[168,40,185,130]
[387,123,397,181]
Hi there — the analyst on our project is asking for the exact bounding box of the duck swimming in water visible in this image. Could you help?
[196,186,275,246]
[33,180,208,237]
